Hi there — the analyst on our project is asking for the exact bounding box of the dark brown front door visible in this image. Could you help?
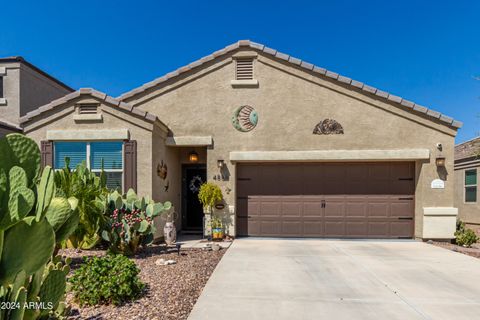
[182,165,206,230]
[236,162,415,238]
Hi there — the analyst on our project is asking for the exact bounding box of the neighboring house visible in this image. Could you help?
[454,137,480,234]
[0,56,73,136]
[19,40,462,240]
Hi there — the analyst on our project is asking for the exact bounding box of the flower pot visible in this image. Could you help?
[164,222,176,245]
[212,228,223,241]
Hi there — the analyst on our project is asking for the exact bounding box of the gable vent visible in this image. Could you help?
[235,58,254,80]
[78,104,98,115]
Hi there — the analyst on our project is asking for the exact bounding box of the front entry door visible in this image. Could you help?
[182,165,207,230]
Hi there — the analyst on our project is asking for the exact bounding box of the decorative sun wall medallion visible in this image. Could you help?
[313,119,344,135]
[232,105,258,132]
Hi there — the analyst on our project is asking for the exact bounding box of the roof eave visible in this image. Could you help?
[117,40,462,130]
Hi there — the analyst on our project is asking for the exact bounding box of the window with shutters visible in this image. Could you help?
[465,169,477,203]
[78,104,98,114]
[53,141,123,191]
[235,58,254,80]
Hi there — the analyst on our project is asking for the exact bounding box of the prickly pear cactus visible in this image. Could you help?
[0,134,74,319]
[103,188,173,255]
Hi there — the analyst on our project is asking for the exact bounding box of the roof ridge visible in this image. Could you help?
[455,136,480,147]
[117,40,462,129]
[19,88,164,127]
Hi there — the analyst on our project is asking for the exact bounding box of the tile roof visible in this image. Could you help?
[455,137,480,161]
[117,40,462,129]
[19,88,165,127]
[0,119,22,132]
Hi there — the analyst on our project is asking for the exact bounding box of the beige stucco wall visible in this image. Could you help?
[454,165,480,227]
[0,61,71,126]
[128,48,458,238]
[19,64,72,117]
[0,62,21,125]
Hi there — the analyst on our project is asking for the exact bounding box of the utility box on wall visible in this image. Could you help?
[423,207,458,239]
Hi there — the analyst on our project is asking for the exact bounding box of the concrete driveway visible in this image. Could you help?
[188,239,480,320]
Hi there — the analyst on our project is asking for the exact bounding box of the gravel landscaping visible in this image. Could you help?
[429,241,480,259]
[61,244,226,320]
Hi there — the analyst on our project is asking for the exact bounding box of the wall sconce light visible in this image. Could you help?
[435,156,446,167]
[189,151,199,163]
[217,159,225,168]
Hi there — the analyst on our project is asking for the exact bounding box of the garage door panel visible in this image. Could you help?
[367,202,390,218]
[390,221,414,237]
[324,221,345,237]
[390,200,415,218]
[304,221,323,236]
[281,221,302,235]
[260,221,280,235]
[281,201,303,218]
[368,222,389,237]
[236,162,414,238]
[346,222,368,237]
[260,201,281,217]
[345,201,368,218]
[303,201,323,218]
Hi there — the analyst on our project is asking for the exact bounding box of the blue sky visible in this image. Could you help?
[1,0,478,143]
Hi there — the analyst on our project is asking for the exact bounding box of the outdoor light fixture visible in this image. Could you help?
[217,159,225,168]
[435,156,446,167]
[188,151,199,163]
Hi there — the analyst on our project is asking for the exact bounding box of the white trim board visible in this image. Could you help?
[229,149,430,162]
[46,129,129,141]
[166,136,213,147]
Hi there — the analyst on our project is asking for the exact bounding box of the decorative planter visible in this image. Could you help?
[212,228,224,241]
[164,222,176,245]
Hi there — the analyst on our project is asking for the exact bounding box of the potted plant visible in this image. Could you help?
[211,216,224,241]
[198,182,223,238]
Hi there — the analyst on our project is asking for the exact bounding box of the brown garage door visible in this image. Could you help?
[236,162,415,238]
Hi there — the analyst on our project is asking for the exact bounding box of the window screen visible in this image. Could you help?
[54,142,87,169]
[465,169,477,203]
[90,142,123,170]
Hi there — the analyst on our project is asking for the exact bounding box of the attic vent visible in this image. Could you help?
[78,104,98,115]
[235,58,254,80]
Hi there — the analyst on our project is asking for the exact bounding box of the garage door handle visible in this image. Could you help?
[321,200,326,208]
[398,197,414,200]
[398,217,413,220]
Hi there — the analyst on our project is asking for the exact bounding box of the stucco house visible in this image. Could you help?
[0,56,73,136]
[18,40,462,240]
[454,137,480,234]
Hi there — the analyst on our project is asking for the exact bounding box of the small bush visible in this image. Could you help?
[455,221,479,247]
[69,254,145,306]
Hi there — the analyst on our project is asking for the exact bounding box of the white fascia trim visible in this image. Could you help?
[423,207,458,216]
[166,136,213,147]
[73,114,103,122]
[47,129,129,141]
[229,149,430,162]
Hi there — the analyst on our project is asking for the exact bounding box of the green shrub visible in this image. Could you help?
[69,254,145,306]
[198,182,223,213]
[455,221,479,247]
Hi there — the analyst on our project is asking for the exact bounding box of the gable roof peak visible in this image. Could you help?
[118,40,462,129]
[19,88,165,129]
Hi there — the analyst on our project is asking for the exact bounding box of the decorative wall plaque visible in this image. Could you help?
[232,105,258,132]
[431,179,445,189]
[313,119,344,135]
[157,160,167,179]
